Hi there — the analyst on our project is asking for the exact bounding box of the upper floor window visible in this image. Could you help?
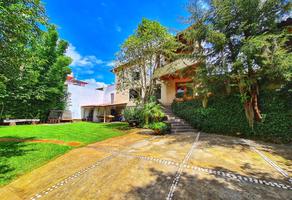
[129,89,139,100]
[132,71,140,81]
[110,93,115,104]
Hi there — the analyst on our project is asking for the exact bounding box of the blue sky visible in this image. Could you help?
[43,0,189,86]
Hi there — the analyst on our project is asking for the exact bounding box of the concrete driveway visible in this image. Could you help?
[0,131,291,200]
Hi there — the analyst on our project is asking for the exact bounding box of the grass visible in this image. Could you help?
[0,122,128,186]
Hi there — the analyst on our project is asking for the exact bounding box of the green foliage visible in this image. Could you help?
[0,0,47,76]
[0,1,71,121]
[172,91,292,143]
[185,0,291,126]
[240,32,292,81]
[146,122,171,134]
[0,122,127,186]
[142,100,165,125]
[123,98,166,130]
[122,106,144,125]
[117,18,182,103]
[0,142,71,186]
[0,26,71,120]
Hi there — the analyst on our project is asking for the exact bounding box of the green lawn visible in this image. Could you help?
[0,122,128,186]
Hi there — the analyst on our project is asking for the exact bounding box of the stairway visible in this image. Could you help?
[162,106,197,134]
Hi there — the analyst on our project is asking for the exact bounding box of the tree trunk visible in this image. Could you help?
[244,100,254,130]
[202,95,208,108]
[251,83,262,122]
[0,103,4,120]
[225,79,231,95]
[145,115,149,126]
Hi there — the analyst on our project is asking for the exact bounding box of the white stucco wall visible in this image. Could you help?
[103,84,116,104]
[160,80,176,106]
[66,83,104,120]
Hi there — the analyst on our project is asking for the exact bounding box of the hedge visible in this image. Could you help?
[172,92,292,143]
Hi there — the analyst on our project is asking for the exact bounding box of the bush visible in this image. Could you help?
[172,91,292,143]
[122,107,143,126]
[146,122,171,134]
[142,101,165,125]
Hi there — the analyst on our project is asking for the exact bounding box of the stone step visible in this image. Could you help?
[171,125,193,129]
[172,127,196,131]
[165,113,176,116]
[167,116,177,119]
[167,120,188,124]
[171,129,196,134]
[167,119,187,124]
[162,106,197,134]
[163,111,173,115]
[164,110,173,112]
[167,117,182,121]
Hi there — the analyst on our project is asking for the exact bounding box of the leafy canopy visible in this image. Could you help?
[117,18,181,103]
[0,1,72,120]
[185,0,291,127]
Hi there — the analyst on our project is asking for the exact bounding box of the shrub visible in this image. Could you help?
[123,100,167,128]
[122,106,143,126]
[172,91,292,143]
[146,122,171,134]
[142,101,165,125]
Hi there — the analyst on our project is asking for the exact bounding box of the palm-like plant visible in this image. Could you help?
[142,101,165,126]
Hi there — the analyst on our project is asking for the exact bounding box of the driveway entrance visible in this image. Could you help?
[0,131,291,200]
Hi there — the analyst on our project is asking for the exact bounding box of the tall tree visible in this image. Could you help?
[0,0,46,83]
[0,1,71,120]
[185,0,291,128]
[117,18,181,104]
[4,26,71,120]
[0,0,46,119]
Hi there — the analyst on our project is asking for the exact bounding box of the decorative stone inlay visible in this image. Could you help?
[30,135,291,200]
[29,136,159,200]
[87,142,292,191]
[242,139,292,184]
[129,154,292,191]
[30,154,117,200]
[166,132,201,200]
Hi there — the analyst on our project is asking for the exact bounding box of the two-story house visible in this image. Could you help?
[112,30,197,107]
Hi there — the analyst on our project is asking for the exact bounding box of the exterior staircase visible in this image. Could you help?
[162,106,197,134]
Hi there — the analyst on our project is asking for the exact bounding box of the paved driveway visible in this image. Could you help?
[0,131,291,200]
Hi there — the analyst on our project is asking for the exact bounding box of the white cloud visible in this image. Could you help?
[66,43,104,67]
[106,61,116,67]
[83,69,95,75]
[116,25,122,32]
[96,74,104,80]
[83,79,107,89]
[97,17,103,23]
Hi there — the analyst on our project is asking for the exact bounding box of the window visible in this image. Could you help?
[129,89,139,100]
[155,85,161,100]
[133,71,140,81]
[175,82,193,98]
[111,93,114,104]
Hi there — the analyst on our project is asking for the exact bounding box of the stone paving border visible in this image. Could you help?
[29,136,159,200]
[88,142,292,191]
[242,139,292,184]
[166,132,200,200]
[128,154,292,191]
[111,153,292,191]
[30,154,115,200]
[30,135,292,200]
